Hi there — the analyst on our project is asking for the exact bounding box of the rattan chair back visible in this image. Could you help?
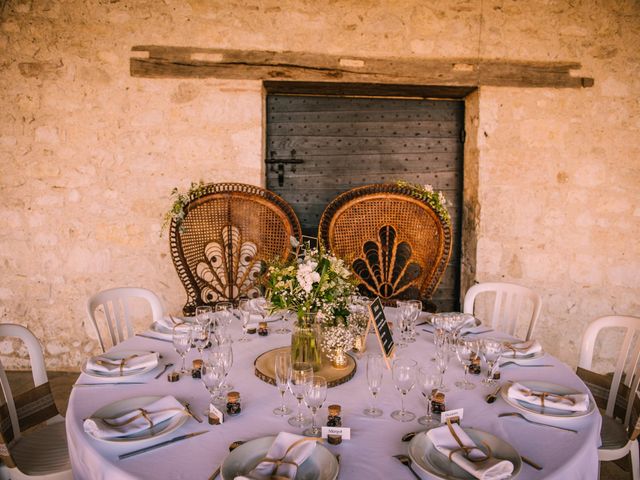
[169,183,301,315]
[318,184,452,308]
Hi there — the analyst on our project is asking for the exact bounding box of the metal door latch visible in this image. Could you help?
[265,149,304,187]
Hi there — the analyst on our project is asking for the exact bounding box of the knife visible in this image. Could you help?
[119,431,208,460]
[136,333,173,343]
[73,382,146,387]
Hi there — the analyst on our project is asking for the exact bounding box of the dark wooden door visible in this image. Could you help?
[266,95,464,311]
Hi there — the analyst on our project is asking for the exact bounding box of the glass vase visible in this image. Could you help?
[291,313,322,371]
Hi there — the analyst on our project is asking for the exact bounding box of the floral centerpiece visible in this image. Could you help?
[396,180,451,225]
[264,239,357,369]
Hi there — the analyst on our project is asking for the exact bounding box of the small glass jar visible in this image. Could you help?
[258,322,269,336]
[326,404,342,445]
[469,354,481,375]
[191,359,203,379]
[226,391,241,416]
[431,392,446,414]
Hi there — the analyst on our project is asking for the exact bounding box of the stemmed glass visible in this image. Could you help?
[215,302,234,336]
[435,347,450,392]
[481,338,504,385]
[236,298,252,343]
[417,367,440,427]
[455,338,477,390]
[211,343,233,391]
[363,353,384,417]
[201,357,224,407]
[391,358,417,422]
[275,311,292,335]
[192,323,210,360]
[396,301,411,348]
[303,376,327,437]
[172,323,192,374]
[288,362,313,427]
[273,351,292,416]
[406,300,422,342]
[195,305,212,328]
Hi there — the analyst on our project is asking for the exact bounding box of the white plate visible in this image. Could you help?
[221,436,339,480]
[500,349,545,362]
[81,350,159,378]
[500,380,596,419]
[87,396,188,444]
[409,428,522,480]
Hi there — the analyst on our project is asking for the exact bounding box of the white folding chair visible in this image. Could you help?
[463,281,542,341]
[87,287,164,352]
[578,315,640,480]
[0,324,71,480]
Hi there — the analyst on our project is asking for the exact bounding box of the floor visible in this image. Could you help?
[4,371,633,479]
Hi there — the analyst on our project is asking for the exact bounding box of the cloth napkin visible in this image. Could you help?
[85,352,159,375]
[234,432,318,480]
[503,339,542,358]
[153,315,190,333]
[83,395,185,439]
[427,424,514,480]
[508,382,589,412]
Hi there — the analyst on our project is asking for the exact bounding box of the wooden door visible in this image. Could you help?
[266,95,464,311]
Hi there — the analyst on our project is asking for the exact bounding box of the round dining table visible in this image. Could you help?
[66,309,602,480]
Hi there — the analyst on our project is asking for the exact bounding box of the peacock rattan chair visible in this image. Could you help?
[169,183,302,315]
[318,184,452,310]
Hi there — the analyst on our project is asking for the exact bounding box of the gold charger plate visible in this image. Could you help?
[254,346,357,388]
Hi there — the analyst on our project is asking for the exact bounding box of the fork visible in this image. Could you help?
[499,361,553,368]
[154,363,174,379]
[498,412,578,433]
[184,403,203,423]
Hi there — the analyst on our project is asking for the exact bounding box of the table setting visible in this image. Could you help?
[67,243,601,479]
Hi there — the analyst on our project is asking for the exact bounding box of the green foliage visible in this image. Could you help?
[396,180,451,225]
[161,181,208,236]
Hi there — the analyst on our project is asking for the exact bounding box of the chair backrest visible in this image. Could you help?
[578,315,640,436]
[463,282,542,340]
[87,287,164,352]
[169,183,302,315]
[318,183,452,308]
[0,324,59,468]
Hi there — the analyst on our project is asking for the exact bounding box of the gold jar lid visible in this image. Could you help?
[328,404,341,416]
[433,392,445,402]
[193,359,203,369]
[259,321,268,329]
[227,391,240,402]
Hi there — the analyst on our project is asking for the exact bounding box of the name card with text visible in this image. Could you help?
[321,426,351,440]
[368,297,395,368]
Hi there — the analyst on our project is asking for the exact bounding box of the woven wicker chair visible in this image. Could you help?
[318,184,452,310]
[169,183,302,315]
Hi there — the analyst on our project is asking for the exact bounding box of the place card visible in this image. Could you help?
[209,404,225,425]
[441,408,464,425]
[367,297,395,368]
[321,426,351,440]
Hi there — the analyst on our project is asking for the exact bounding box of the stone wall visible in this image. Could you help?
[1,0,638,369]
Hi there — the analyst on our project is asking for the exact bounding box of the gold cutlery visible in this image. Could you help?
[209,440,246,479]
[498,412,578,433]
[499,361,552,368]
[485,382,506,404]
[119,431,208,460]
[401,431,420,442]
[393,454,421,479]
[154,363,174,379]
[184,403,203,423]
[73,382,145,387]
[520,454,544,470]
[136,333,173,343]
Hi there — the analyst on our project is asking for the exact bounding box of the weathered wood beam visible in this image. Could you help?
[130,46,594,89]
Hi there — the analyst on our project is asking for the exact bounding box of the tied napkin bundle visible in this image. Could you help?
[508,383,589,412]
[235,432,318,480]
[83,395,186,439]
[503,340,542,358]
[153,315,189,333]
[427,423,514,480]
[86,352,159,376]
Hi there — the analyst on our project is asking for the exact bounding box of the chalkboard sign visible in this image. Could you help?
[368,297,395,368]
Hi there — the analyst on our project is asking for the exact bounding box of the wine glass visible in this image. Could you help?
[236,298,252,343]
[303,376,327,437]
[195,305,212,328]
[211,343,233,391]
[417,367,440,427]
[172,323,192,374]
[396,301,410,348]
[391,358,417,422]
[192,323,210,359]
[406,299,422,342]
[481,338,504,385]
[455,338,477,390]
[201,357,224,407]
[275,311,292,335]
[435,348,450,392]
[288,362,313,427]
[363,353,384,417]
[273,351,292,416]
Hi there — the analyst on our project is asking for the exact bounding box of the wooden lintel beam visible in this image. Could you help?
[130,46,594,89]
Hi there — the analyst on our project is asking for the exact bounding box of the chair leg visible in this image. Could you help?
[631,440,640,480]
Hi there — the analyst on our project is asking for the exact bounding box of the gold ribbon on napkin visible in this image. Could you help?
[503,342,531,358]
[101,407,187,430]
[257,437,322,476]
[522,389,576,409]
[94,354,140,376]
[445,420,493,463]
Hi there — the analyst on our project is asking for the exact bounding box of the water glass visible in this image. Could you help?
[201,358,224,407]
[435,348,450,392]
[236,298,252,343]
[406,300,422,341]
[273,351,292,416]
[172,323,192,374]
[214,302,234,335]
[195,305,212,328]
[417,367,440,427]
[192,323,210,358]
[363,353,384,417]
[210,343,233,391]
[303,376,327,437]
[455,338,477,390]
[481,338,504,385]
[391,358,417,422]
